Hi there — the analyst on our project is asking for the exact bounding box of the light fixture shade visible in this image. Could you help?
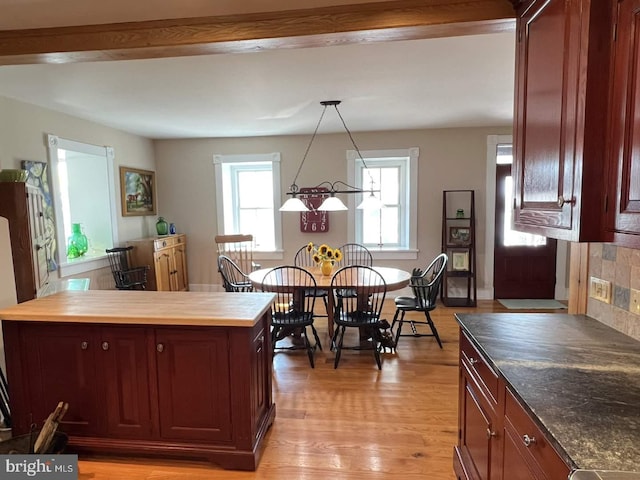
[279,197,309,212]
[318,196,348,211]
[357,193,384,210]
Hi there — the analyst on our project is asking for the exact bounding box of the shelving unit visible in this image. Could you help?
[441,190,477,307]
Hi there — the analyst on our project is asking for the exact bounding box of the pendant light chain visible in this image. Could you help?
[333,104,376,187]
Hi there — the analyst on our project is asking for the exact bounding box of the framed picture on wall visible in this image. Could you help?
[119,166,157,216]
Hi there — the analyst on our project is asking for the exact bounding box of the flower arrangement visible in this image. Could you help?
[306,242,343,265]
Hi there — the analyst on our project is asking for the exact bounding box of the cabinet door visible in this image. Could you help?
[171,244,188,291]
[502,428,540,480]
[607,0,640,244]
[18,323,103,436]
[26,187,49,292]
[512,0,611,241]
[458,371,498,480]
[154,250,173,291]
[250,325,269,431]
[100,326,154,439]
[155,328,232,442]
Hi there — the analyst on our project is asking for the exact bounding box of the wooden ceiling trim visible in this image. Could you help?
[0,0,515,65]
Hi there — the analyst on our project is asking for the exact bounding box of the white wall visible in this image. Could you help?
[0,96,157,287]
[154,126,512,292]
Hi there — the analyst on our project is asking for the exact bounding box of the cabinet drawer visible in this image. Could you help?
[154,235,184,250]
[505,389,570,479]
[460,333,499,403]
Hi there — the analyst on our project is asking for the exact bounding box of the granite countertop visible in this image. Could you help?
[455,313,640,475]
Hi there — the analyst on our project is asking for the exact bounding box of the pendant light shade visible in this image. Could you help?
[318,195,348,211]
[279,196,309,212]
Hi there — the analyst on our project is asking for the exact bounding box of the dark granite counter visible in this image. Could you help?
[455,313,640,475]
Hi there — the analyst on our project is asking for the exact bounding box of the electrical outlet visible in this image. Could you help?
[589,277,612,304]
[630,288,640,315]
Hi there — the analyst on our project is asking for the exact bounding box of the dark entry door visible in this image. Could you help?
[494,164,557,299]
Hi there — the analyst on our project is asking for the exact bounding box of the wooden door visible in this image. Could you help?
[607,0,640,246]
[18,323,103,436]
[494,164,557,299]
[155,328,232,442]
[100,326,155,438]
[26,186,49,292]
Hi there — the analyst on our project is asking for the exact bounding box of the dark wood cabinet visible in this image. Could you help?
[454,330,570,480]
[0,182,50,302]
[511,0,613,242]
[155,328,232,442]
[3,310,274,471]
[606,0,640,246]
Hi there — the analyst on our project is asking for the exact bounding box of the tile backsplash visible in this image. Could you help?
[588,243,640,341]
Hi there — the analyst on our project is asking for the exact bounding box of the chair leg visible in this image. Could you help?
[370,326,382,370]
[303,326,315,368]
[270,328,279,357]
[310,325,323,351]
[393,311,405,349]
[334,326,346,369]
[425,312,443,349]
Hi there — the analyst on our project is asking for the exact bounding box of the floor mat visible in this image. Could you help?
[498,299,567,310]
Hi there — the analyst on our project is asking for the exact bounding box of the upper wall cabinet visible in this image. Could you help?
[606,0,640,246]
[511,0,613,242]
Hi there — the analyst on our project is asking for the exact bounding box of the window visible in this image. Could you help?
[347,148,418,258]
[213,153,282,254]
[46,134,119,277]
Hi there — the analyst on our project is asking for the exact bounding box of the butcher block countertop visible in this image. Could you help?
[0,290,275,327]
[456,313,640,476]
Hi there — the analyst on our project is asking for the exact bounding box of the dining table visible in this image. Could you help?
[248,265,411,338]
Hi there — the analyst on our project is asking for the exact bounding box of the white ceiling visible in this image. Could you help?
[0,31,515,139]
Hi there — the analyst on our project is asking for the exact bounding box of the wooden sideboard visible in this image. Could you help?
[127,234,188,291]
[0,290,276,471]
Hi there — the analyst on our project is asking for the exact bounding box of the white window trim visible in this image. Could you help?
[347,148,418,260]
[213,152,283,260]
[46,134,119,277]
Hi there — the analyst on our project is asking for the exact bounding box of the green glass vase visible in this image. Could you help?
[67,223,88,259]
[156,217,169,236]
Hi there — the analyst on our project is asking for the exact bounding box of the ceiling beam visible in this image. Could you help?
[0,0,515,65]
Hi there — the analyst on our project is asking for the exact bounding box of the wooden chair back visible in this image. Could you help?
[215,234,256,275]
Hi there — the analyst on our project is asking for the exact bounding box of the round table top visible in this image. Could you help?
[248,265,411,291]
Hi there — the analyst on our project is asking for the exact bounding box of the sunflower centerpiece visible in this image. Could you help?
[307,242,343,276]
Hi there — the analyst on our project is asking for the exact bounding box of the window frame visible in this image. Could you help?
[347,148,418,260]
[47,134,119,277]
[213,152,283,259]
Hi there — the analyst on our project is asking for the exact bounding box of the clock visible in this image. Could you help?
[299,187,329,233]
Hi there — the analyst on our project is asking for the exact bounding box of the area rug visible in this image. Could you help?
[498,299,567,310]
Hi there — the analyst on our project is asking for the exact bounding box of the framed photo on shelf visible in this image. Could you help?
[451,250,470,271]
[119,166,157,216]
[448,226,471,245]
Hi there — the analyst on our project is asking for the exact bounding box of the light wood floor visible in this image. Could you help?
[77,299,567,479]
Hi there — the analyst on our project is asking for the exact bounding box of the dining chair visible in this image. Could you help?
[105,246,149,290]
[338,243,373,266]
[215,234,260,277]
[391,253,448,349]
[261,265,323,368]
[330,265,387,369]
[294,244,329,317]
[217,255,253,292]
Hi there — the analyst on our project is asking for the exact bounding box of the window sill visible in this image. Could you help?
[369,249,419,261]
[59,253,109,277]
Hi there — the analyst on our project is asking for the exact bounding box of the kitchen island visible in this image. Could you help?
[454,313,640,480]
[0,290,276,471]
